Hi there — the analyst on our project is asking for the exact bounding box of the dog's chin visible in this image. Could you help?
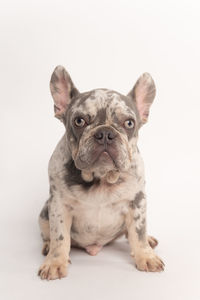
[75,149,115,171]
[74,144,129,176]
[79,152,120,184]
[75,149,129,184]
[95,151,115,165]
[92,151,115,174]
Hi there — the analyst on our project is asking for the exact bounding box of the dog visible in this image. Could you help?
[38,65,164,280]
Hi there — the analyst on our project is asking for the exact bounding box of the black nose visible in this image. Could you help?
[94,128,116,145]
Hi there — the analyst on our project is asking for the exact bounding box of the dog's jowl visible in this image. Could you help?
[38,65,164,280]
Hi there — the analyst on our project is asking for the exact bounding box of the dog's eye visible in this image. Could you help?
[124,119,135,129]
[74,117,86,128]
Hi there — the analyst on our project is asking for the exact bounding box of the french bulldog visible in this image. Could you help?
[38,65,164,280]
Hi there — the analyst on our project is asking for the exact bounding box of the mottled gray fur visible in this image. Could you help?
[38,66,164,280]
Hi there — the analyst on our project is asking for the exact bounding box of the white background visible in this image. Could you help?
[0,0,200,299]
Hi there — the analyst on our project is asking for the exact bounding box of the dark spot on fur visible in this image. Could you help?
[40,201,49,220]
[60,220,63,223]
[129,191,145,209]
[71,223,79,234]
[64,159,100,189]
[58,234,64,240]
[42,243,50,256]
[136,221,146,241]
[95,108,106,125]
[134,191,145,207]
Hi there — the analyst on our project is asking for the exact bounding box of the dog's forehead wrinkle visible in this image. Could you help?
[71,89,136,123]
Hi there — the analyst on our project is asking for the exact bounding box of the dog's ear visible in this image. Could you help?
[127,73,156,124]
[50,65,80,120]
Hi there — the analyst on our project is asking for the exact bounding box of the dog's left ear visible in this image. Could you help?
[50,65,80,120]
[127,73,156,124]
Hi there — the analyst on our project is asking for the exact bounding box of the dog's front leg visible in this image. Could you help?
[38,196,72,280]
[126,191,164,272]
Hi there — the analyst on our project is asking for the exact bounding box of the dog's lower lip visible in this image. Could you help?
[100,150,114,162]
[101,149,111,155]
[101,151,110,156]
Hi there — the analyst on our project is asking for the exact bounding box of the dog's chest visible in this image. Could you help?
[71,200,126,247]
[64,176,139,247]
[71,198,127,247]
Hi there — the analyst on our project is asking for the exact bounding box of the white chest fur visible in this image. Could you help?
[63,174,142,247]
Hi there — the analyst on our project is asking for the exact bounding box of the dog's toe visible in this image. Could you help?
[148,236,158,249]
[135,248,164,272]
[38,257,68,280]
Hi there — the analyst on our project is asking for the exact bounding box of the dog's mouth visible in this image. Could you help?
[89,146,116,165]
[76,144,118,170]
[96,149,115,164]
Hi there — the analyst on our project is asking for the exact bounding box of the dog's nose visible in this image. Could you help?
[94,128,116,145]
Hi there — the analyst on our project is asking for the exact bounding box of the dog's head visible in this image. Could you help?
[50,66,156,181]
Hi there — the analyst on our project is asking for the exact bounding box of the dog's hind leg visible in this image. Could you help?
[39,200,50,256]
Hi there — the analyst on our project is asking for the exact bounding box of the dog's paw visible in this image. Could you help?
[38,257,69,280]
[134,248,164,272]
[148,235,158,249]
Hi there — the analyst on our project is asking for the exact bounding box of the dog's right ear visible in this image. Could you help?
[50,65,80,120]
